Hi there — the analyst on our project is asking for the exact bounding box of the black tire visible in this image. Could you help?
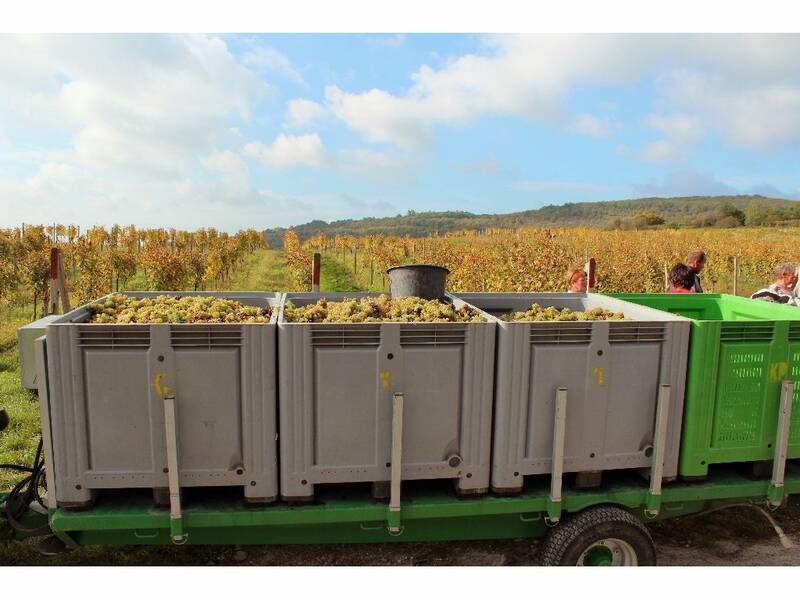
[539,505,656,566]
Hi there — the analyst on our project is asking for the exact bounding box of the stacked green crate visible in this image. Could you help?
[608,293,800,477]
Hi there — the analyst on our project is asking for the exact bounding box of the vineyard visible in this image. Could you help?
[289,226,800,296]
[0,225,266,318]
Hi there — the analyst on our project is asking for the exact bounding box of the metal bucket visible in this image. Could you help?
[387,264,449,300]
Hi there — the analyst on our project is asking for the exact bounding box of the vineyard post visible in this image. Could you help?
[369,256,374,287]
[733,256,738,296]
[312,253,321,293]
[353,247,357,274]
[48,247,71,316]
[664,265,669,291]
[584,257,596,293]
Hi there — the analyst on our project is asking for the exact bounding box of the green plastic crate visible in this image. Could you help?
[607,293,800,477]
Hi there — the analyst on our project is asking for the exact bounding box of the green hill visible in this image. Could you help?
[263,195,800,246]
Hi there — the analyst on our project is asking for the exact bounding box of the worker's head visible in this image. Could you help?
[686,250,706,273]
[669,263,696,291]
[774,263,798,290]
[566,268,588,293]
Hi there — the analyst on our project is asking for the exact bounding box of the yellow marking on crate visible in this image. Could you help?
[770,362,789,383]
[592,367,604,386]
[154,373,172,397]
[379,371,391,389]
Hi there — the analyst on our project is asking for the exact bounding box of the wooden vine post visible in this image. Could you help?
[48,247,71,316]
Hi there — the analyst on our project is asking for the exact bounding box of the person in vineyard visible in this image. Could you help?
[666,263,696,294]
[750,263,799,306]
[566,268,588,293]
[685,250,706,293]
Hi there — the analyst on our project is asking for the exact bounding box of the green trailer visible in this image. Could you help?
[3,468,800,566]
[3,292,800,566]
[609,294,800,479]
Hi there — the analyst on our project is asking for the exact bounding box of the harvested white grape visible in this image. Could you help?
[284,294,485,323]
[500,304,625,322]
[87,293,272,324]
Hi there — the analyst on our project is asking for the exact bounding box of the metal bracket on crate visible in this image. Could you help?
[387,392,404,535]
[768,380,794,508]
[645,384,671,518]
[163,394,187,544]
[546,387,567,525]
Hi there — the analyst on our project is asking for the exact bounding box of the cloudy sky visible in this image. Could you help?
[1,33,800,231]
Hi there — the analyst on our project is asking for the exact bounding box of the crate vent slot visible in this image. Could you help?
[311,325,380,347]
[720,323,774,343]
[609,323,666,343]
[78,326,151,349]
[789,323,800,341]
[529,323,592,345]
[400,325,466,346]
[171,326,243,348]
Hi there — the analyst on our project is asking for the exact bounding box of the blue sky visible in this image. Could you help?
[1,33,800,231]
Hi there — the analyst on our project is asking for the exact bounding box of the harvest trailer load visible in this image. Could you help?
[2,290,799,566]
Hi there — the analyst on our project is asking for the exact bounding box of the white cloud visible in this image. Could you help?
[338,149,416,184]
[201,150,257,205]
[0,34,267,180]
[570,113,611,137]
[323,34,800,149]
[241,45,305,85]
[451,156,519,179]
[647,112,704,144]
[284,98,326,129]
[244,133,330,169]
[657,69,800,147]
[635,140,680,163]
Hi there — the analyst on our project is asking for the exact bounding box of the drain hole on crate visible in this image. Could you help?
[597,350,603,356]
[301,479,308,485]
[768,443,773,448]
[387,353,394,360]
[386,462,391,467]
[163,467,168,473]
[75,484,82,490]
[157,355,165,362]
[236,468,244,475]
[514,472,519,477]
[250,481,256,486]
[590,453,596,458]
[466,473,472,478]
[644,446,654,458]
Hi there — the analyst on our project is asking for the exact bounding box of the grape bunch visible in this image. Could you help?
[283,294,486,323]
[87,293,272,324]
[500,303,625,322]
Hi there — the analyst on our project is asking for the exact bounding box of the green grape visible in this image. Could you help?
[86,293,272,324]
[284,294,486,323]
[500,303,625,322]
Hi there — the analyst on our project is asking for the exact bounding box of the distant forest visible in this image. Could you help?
[262,195,800,245]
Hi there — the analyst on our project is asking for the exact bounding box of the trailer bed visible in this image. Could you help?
[46,465,800,547]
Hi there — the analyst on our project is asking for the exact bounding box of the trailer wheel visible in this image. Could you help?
[539,505,656,566]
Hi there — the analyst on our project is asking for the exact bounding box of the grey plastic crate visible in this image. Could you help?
[40,291,279,507]
[277,292,496,500]
[18,315,60,390]
[454,293,690,492]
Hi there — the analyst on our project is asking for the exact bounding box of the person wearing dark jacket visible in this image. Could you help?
[685,250,706,293]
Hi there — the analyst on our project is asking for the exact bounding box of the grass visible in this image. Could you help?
[319,252,363,293]
[226,249,289,291]
[0,305,41,491]
[323,252,386,292]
